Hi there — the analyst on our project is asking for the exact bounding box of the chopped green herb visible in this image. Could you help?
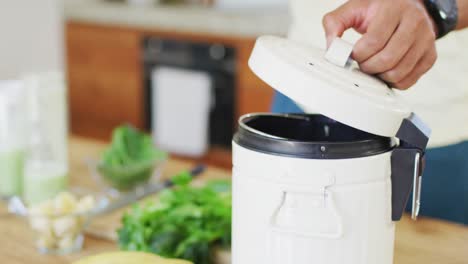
[117,174,231,264]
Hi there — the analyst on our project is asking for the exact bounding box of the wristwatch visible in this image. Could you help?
[423,0,459,38]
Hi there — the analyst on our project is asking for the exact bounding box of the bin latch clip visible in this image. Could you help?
[391,147,425,221]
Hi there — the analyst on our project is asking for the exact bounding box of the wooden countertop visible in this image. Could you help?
[1,136,467,263]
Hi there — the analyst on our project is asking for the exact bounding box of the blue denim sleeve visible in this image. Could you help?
[270,91,304,114]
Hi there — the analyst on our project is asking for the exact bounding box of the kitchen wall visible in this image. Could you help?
[0,0,64,79]
[215,0,288,9]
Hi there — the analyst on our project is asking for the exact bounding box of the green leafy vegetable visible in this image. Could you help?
[117,173,231,264]
[99,125,167,190]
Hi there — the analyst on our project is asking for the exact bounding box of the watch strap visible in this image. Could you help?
[424,0,458,38]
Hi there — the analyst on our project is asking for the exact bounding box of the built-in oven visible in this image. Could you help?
[143,37,236,156]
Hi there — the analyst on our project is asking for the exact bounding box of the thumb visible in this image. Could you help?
[322,1,359,48]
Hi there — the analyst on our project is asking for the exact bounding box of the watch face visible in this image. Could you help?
[438,0,453,13]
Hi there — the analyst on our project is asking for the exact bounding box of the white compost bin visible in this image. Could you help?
[232,36,431,264]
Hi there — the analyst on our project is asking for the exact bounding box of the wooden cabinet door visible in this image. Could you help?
[66,22,144,140]
[235,39,274,119]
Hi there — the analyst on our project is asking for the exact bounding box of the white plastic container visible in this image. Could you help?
[232,36,431,264]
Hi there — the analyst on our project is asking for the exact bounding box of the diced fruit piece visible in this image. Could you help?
[29,216,52,233]
[77,195,95,213]
[28,191,97,252]
[54,192,78,214]
[53,216,78,237]
[36,233,56,249]
[58,234,76,251]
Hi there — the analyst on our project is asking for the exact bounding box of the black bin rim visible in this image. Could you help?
[234,113,395,159]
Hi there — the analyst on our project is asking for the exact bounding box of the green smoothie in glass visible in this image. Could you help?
[0,149,24,197]
[23,161,68,205]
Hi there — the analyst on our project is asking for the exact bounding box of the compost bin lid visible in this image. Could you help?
[248,35,431,145]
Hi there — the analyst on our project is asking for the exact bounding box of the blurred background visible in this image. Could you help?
[1,2,468,262]
[0,0,290,169]
[0,1,291,254]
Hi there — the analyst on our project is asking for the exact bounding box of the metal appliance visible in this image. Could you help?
[143,37,236,152]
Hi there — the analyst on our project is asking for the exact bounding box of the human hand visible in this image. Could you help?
[323,0,438,89]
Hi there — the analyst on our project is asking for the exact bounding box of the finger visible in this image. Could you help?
[378,43,423,84]
[359,12,419,74]
[322,1,359,47]
[393,47,437,89]
[353,3,401,63]
[379,34,431,83]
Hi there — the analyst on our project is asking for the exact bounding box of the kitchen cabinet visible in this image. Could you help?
[66,23,145,139]
[66,22,274,141]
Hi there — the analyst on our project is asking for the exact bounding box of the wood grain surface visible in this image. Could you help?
[0,136,467,264]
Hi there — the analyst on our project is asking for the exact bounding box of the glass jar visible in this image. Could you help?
[0,80,27,198]
[22,73,68,205]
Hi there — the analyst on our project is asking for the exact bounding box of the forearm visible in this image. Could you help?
[456,0,468,29]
